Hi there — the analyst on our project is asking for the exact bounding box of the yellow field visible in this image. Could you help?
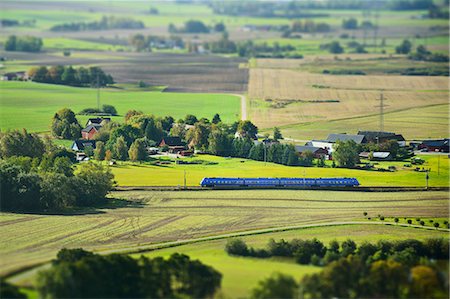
[248,68,448,129]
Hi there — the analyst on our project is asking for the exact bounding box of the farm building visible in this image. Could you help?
[359,151,392,161]
[86,117,111,126]
[295,145,328,158]
[326,133,367,144]
[81,124,102,140]
[308,140,335,153]
[159,137,186,153]
[71,140,96,152]
[419,139,449,152]
[358,131,406,146]
[1,71,28,81]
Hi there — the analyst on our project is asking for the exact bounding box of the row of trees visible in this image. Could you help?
[0,129,114,211]
[128,34,184,52]
[36,249,221,298]
[251,255,448,299]
[28,65,114,87]
[168,20,225,34]
[50,16,144,32]
[4,35,43,52]
[226,237,449,266]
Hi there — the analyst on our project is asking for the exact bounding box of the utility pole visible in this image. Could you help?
[425,169,429,190]
[375,92,388,133]
[96,72,100,111]
[184,170,187,189]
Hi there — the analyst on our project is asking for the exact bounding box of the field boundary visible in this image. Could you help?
[6,221,449,283]
[113,186,450,192]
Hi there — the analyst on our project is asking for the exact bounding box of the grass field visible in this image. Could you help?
[0,81,240,132]
[3,190,448,295]
[110,154,449,187]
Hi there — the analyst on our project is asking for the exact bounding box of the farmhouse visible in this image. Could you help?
[71,140,96,152]
[86,117,111,126]
[358,131,406,146]
[295,145,328,158]
[81,124,102,140]
[159,137,186,153]
[419,139,449,153]
[308,140,334,153]
[327,133,367,144]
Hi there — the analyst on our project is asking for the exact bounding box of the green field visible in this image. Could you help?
[0,81,240,132]
[264,104,449,141]
[4,190,448,296]
[110,154,449,187]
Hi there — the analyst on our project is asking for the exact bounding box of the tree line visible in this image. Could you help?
[4,35,43,52]
[0,129,114,212]
[228,237,449,298]
[50,16,144,32]
[27,65,114,87]
[168,20,226,34]
[35,248,221,299]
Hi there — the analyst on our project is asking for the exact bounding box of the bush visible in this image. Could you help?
[225,239,249,256]
[102,104,118,116]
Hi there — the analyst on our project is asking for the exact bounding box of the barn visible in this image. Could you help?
[81,124,102,140]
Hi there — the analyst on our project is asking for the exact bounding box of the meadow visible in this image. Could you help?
[4,189,448,297]
[109,154,449,187]
[0,81,240,132]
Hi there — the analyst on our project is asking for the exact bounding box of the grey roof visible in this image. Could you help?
[81,124,102,133]
[358,131,405,142]
[327,133,366,144]
[72,140,96,151]
[295,145,324,153]
[87,117,111,125]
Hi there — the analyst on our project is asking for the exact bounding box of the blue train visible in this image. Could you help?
[200,177,360,188]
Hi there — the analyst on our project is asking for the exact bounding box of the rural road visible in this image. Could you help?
[6,221,449,283]
[231,94,247,120]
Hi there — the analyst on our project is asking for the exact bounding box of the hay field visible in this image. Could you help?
[2,190,448,278]
[267,104,449,141]
[248,68,448,129]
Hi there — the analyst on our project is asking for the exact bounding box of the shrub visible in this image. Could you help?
[225,239,249,256]
[102,104,118,116]
[420,221,425,226]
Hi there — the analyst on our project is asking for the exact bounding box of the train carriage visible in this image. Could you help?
[200,177,360,188]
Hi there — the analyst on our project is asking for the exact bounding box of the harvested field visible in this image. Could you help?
[248,68,448,129]
[0,51,248,93]
[1,190,448,277]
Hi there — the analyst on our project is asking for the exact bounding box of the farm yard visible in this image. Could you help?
[4,189,449,297]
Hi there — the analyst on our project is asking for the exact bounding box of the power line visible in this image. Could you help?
[374,91,389,135]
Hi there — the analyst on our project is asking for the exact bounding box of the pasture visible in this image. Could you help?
[110,154,449,187]
[3,190,448,295]
[0,81,240,132]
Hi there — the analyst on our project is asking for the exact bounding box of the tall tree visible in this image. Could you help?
[94,141,106,161]
[333,140,360,168]
[128,138,147,162]
[113,136,128,161]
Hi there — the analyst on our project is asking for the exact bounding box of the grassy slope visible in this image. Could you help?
[110,154,449,187]
[0,81,240,132]
[141,224,448,298]
[3,190,448,287]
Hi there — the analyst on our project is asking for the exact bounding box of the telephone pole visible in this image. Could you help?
[97,72,100,111]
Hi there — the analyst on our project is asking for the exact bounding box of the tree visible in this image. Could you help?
[105,149,112,161]
[61,66,77,85]
[0,281,26,299]
[0,129,46,158]
[395,217,399,224]
[183,20,209,33]
[51,108,82,139]
[236,120,258,139]
[342,18,358,29]
[251,273,298,299]
[113,136,128,161]
[273,127,282,141]
[102,104,117,116]
[128,138,147,162]
[212,113,221,124]
[48,65,65,84]
[333,140,360,168]
[184,114,198,125]
[396,39,412,54]
[94,141,106,161]
[214,22,226,32]
[125,110,143,122]
[225,239,249,256]
[52,156,74,177]
[341,239,357,257]
[328,41,344,54]
[407,219,412,225]
[208,129,233,156]
[73,163,114,206]
[186,121,211,150]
